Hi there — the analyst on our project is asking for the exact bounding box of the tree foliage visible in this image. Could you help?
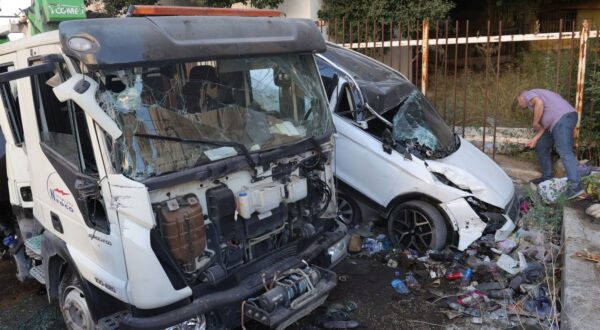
[318,0,455,24]
[93,0,158,16]
[192,0,284,9]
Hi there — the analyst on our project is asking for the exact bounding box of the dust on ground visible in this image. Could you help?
[0,258,63,330]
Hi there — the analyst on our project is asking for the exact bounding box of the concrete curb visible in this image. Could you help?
[561,206,600,330]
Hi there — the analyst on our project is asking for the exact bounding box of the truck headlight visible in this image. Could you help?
[165,315,205,330]
[327,238,348,264]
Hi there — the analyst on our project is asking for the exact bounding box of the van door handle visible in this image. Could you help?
[50,212,63,234]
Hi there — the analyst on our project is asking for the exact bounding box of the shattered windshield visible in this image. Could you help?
[392,89,456,158]
[95,54,332,180]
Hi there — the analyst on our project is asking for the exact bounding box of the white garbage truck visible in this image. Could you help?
[0,11,347,330]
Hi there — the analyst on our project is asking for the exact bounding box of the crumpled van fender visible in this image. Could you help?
[439,198,487,251]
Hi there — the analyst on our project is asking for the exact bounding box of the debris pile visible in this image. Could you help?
[377,222,562,328]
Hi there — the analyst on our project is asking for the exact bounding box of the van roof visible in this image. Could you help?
[59,16,326,70]
[0,30,59,56]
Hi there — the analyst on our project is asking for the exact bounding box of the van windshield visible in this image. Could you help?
[95,54,332,180]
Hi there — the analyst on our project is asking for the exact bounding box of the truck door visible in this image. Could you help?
[9,47,128,301]
[0,53,34,221]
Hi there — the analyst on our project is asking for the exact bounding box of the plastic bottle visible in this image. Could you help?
[405,273,421,290]
[237,192,251,219]
[391,279,410,295]
[446,271,462,281]
[461,268,473,286]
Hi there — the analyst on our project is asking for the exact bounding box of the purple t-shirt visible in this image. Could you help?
[522,89,575,131]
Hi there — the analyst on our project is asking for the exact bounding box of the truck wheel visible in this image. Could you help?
[336,192,360,227]
[387,200,447,254]
[59,267,95,330]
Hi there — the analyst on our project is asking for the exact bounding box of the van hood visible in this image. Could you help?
[427,138,514,208]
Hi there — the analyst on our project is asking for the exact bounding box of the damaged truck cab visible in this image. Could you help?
[0,16,347,329]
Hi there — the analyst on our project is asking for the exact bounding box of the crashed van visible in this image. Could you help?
[317,44,518,253]
[0,16,348,329]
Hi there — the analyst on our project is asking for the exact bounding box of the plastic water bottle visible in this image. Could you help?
[391,279,410,295]
[461,268,473,286]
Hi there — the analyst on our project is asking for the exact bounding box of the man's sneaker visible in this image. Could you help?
[565,186,585,200]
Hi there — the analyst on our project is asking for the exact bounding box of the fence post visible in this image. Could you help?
[421,20,429,95]
[574,19,589,145]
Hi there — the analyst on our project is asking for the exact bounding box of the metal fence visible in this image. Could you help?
[318,18,599,160]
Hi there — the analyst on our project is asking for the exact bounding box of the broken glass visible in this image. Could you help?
[392,89,456,159]
[94,54,332,181]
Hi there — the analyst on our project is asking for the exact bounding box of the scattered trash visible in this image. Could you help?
[361,235,391,255]
[537,177,568,203]
[496,239,517,254]
[387,259,398,268]
[461,268,473,286]
[391,279,410,295]
[585,204,600,220]
[471,316,483,324]
[338,275,348,283]
[457,291,487,307]
[574,249,600,264]
[447,302,481,317]
[405,273,421,290]
[445,271,463,281]
[497,254,520,275]
[476,282,504,292]
[522,263,544,283]
[348,234,362,253]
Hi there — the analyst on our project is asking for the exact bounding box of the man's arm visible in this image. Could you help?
[531,96,544,131]
[527,127,545,148]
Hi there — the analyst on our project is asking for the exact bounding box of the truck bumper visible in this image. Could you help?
[119,229,346,330]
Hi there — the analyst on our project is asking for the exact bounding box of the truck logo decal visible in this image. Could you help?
[47,173,75,213]
[53,188,70,196]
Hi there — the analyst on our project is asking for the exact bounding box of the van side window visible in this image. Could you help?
[31,65,97,174]
[0,64,24,145]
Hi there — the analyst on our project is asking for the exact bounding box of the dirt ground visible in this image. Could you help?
[0,251,451,330]
[0,257,63,330]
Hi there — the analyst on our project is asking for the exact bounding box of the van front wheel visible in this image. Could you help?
[387,200,447,254]
[59,267,95,330]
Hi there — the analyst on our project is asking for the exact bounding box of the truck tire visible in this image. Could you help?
[387,200,447,254]
[59,267,95,330]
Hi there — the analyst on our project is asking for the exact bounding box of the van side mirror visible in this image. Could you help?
[381,128,396,154]
[74,173,100,200]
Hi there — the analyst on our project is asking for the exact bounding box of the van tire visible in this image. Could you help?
[336,192,361,227]
[387,200,447,253]
[58,267,95,330]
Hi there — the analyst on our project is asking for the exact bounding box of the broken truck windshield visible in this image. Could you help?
[391,89,456,158]
[94,54,332,180]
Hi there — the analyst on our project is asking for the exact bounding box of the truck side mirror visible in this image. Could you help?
[53,75,122,140]
[381,128,396,154]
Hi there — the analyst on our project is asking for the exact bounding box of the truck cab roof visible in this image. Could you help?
[59,16,326,69]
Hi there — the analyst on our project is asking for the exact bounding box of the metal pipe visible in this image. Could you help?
[364,19,368,53]
[334,18,337,44]
[389,20,393,67]
[574,19,589,145]
[373,18,377,59]
[407,22,412,82]
[381,19,385,62]
[398,21,402,73]
[342,16,346,46]
[443,20,449,120]
[452,20,459,131]
[434,21,439,107]
[422,20,429,95]
[492,21,503,160]
[462,20,469,138]
[350,21,353,49]
[416,20,420,87]
[568,20,575,102]
[482,20,491,152]
[555,19,563,92]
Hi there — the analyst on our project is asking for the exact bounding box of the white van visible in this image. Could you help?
[317,44,518,253]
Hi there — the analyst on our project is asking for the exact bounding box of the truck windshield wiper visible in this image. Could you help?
[134,133,257,177]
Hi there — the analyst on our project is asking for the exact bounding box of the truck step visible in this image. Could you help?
[98,311,128,330]
[29,265,46,285]
[24,235,43,260]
